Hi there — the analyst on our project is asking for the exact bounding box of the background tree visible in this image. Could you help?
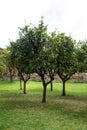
[56,33,77,96]
[10,36,33,94]
[0,49,6,78]
[47,31,58,91]
[5,43,16,82]
[76,41,87,73]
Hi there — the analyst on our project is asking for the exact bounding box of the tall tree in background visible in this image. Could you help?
[6,43,16,82]
[10,36,33,94]
[47,31,58,91]
[0,49,6,78]
[76,41,87,73]
[56,33,77,96]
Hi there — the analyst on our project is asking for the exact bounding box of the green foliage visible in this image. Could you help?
[56,33,77,81]
[8,18,86,83]
[0,49,7,77]
[77,41,87,72]
[52,33,78,96]
[6,18,87,97]
[10,37,34,75]
[10,17,48,75]
[0,62,6,77]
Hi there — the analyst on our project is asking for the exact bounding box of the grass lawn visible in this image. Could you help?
[0,80,87,130]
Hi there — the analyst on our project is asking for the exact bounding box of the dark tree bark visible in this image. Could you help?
[41,74,47,103]
[62,80,66,96]
[57,71,70,96]
[23,80,27,94]
[18,72,30,94]
[39,70,54,103]
[42,85,46,103]
[49,71,54,91]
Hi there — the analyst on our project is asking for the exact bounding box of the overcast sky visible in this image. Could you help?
[0,0,87,48]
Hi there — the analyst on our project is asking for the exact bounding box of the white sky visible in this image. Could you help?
[0,0,87,48]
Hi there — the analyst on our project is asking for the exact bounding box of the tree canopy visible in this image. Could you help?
[1,17,87,102]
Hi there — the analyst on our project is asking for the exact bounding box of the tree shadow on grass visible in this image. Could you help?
[0,92,87,123]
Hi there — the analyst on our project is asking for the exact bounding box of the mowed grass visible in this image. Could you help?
[0,80,87,130]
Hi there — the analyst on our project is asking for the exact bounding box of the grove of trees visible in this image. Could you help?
[0,17,87,102]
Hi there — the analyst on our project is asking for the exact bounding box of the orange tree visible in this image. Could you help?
[55,33,77,96]
[9,34,34,94]
[35,42,56,103]
[31,18,56,103]
[76,41,87,73]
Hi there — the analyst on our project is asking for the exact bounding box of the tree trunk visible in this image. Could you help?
[23,80,27,94]
[62,80,66,96]
[42,85,46,103]
[50,81,53,91]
